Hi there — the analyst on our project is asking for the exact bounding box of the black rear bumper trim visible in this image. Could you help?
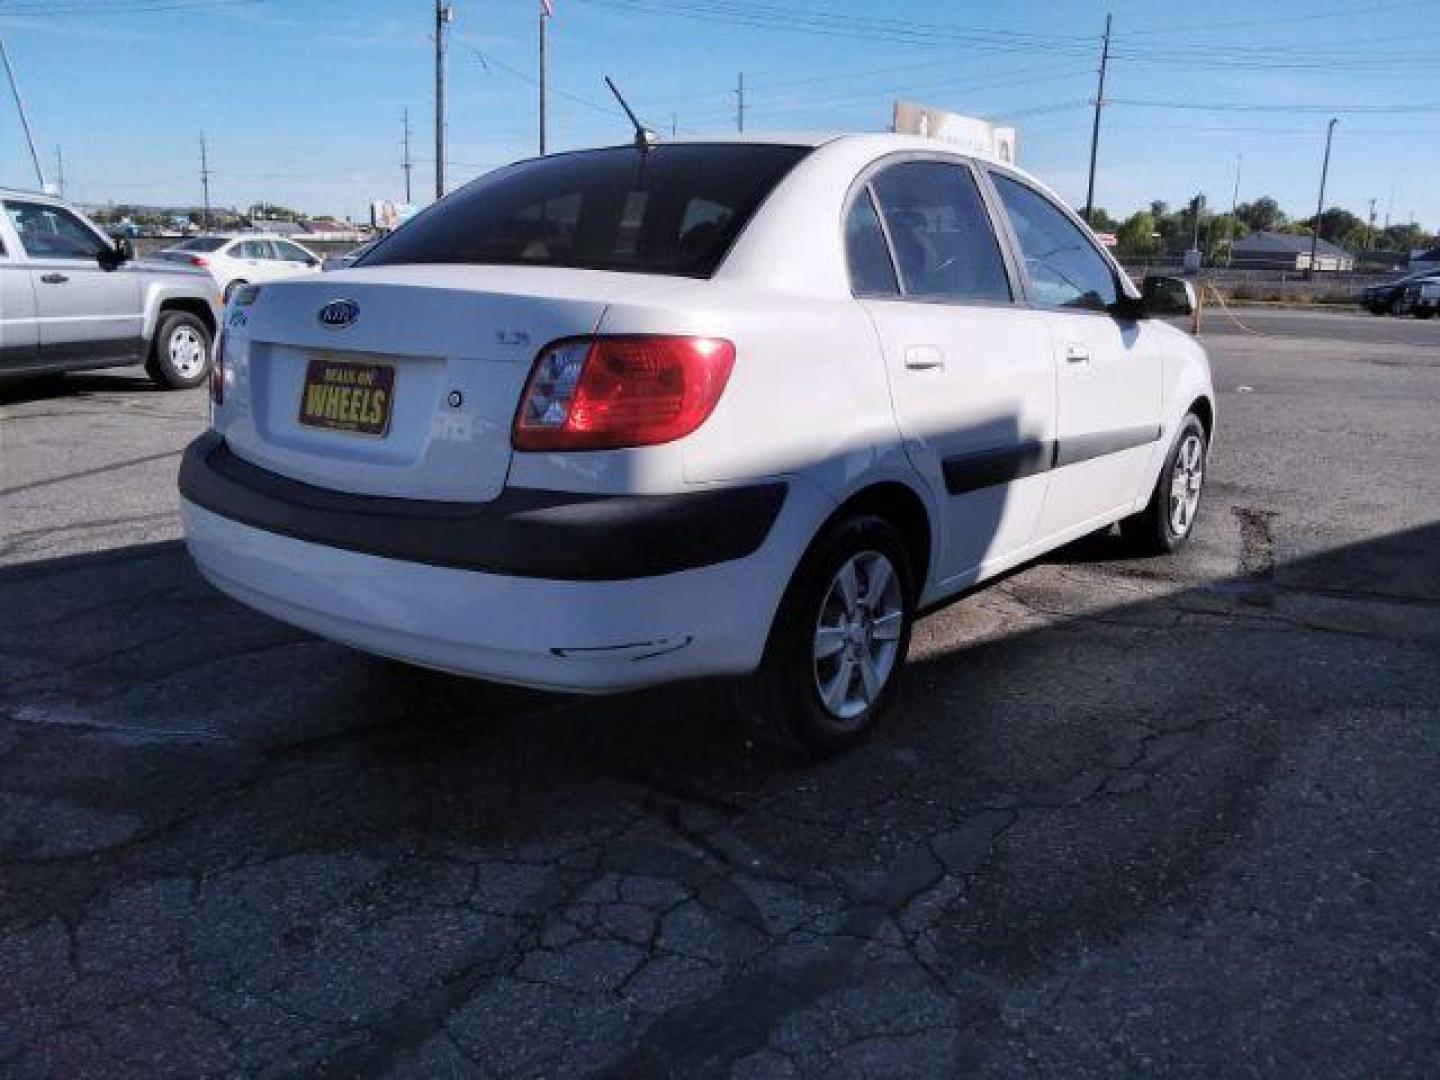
[179,432,787,581]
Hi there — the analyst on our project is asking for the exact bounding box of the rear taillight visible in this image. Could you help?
[190,255,209,267]
[513,335,735,451]
[210,331,225,406]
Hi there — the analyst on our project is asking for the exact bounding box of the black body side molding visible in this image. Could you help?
[944,425,1162,496]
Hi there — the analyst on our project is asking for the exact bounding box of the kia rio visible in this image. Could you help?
[180,134,1213,753]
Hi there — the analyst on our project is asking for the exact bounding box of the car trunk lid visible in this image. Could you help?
[217,266,679,502]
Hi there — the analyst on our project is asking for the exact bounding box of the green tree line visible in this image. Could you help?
[1081,197,1430,259]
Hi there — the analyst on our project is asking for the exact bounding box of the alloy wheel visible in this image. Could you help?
[1168,432,1205,537]
[812,550,904,723]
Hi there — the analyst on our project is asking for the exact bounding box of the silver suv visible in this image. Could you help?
[0,188,221,389]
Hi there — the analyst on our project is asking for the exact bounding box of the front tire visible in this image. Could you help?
[737,514,915,755]
[1120,413,1208,554]
[146,311,212,390]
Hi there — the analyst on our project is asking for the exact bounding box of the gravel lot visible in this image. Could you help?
[1,310,1437,1078]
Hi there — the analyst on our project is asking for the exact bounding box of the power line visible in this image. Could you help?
[1117,0,1439,37]
[1107,97,1440,114]
[0,0,271,14]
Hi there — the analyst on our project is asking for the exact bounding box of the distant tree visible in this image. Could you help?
[247,201,303,223]
[1115,210,1159,255]
[1377,222,1428,253]
[1301,207,1365,244]
[1080,207,1118,232]
[1235,196,1286,233]
[1206,213,1246,258]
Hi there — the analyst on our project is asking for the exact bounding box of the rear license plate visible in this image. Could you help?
[298,357,395,436]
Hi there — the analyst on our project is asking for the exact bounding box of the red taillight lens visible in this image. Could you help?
[190,255,209,267]
[210,331,225,405]
[513,335,735,451]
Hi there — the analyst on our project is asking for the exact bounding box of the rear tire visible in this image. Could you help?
[147,311,212,390]
[736,514,915,756]
[1120,413,1208,555]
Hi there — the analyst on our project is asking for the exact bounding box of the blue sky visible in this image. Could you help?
[1,0,1436,232]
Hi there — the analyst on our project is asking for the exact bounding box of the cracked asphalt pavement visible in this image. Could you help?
[1,309,1437,1077]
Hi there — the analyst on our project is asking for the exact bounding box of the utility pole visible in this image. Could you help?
[1307,117,1338,280]
[1226,154,1242,266]
[199,131,212,231]
[402,108,413,202]
[1082,13,1112,226]
[539,1,549,154]
[671,111,677,138]
[1365,197,1377,250]
[1191,193,1204,251]
[435,0,453,199]
[736,72,745,132]
[0,33,46,189]
[54,145,66,198]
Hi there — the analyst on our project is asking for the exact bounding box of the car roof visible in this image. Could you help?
[508,131,1042,187]
[0,186,70,204]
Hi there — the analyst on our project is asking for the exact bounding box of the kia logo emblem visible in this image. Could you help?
[318,299,359,329]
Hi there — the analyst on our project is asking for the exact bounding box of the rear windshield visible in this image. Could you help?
[173,237,228,252]
[361,143,810,278]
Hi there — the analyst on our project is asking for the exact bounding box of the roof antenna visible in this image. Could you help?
[604,76,658,151]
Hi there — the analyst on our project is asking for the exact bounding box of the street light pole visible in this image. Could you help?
[1227,154,1242,266]
[1307,117,1338,280]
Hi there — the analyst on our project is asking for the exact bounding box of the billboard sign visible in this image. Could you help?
[370,201,420,232]
[892,102,1018,165]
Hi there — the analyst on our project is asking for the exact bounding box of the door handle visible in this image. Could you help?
[40,273,69,284]
[1064,343,1090,364]
[904,344,945,370]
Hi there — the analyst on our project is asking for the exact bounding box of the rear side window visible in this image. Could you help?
[845,189,899,296]
[869,162,1011,303]
[991,173,1118,311]
[362,143,810,278]
[175,237,228,252]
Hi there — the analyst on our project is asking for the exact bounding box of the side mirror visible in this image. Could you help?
[1141,275,1196,317]
[98,236,133,270]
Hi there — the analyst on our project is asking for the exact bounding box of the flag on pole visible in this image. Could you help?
[541,0,554,16]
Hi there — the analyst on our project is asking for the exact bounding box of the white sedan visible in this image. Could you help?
[156,233,321,301]
[180,134,1213,752]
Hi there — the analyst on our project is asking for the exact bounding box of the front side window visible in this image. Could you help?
[5,201,107,260]
[991,173,1118,311]
[277,241,312,262]
[844,189,899,297]
[868,161,1011,303]
[361,143,810,278]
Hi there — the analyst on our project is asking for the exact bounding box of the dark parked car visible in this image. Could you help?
[1360,269,1440,315]
[1398,276,1439,319]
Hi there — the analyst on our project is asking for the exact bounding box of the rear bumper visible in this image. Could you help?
[179,434,828,692]
[179,431,787,580]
